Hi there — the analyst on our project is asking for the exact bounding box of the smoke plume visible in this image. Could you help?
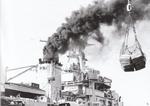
[43,0,150,62]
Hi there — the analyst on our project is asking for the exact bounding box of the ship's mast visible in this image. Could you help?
[67,48,87,74]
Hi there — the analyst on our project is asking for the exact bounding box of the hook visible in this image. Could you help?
[127,0,132,12]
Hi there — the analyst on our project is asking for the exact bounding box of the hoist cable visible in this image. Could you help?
[131,17,144,54]
[122,0,143,55]
[120,15,130,55]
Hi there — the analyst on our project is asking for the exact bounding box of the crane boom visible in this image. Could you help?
[7,65,37,72]
[7,65,37,82]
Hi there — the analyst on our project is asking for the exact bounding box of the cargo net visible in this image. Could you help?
[119,4,146,72]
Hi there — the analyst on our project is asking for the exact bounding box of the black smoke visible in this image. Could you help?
[43,0,150,62]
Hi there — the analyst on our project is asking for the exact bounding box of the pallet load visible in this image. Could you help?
[120,35,146,72]
[120,42,134,72]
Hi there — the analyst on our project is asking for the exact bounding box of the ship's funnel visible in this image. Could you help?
[43,45,59,64]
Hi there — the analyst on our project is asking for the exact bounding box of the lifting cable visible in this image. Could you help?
[123,0,141,54]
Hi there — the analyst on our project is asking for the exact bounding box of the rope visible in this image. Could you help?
[7,65,38,81]
[120,15,131,55]
[130,12,144,55]
[7,65,37,72]
[121,0,144,55]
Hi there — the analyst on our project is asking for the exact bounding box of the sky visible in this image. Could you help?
[1,0,150,106]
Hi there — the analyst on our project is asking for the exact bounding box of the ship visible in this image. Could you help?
[0,48,123,106]
[59,49,123,106]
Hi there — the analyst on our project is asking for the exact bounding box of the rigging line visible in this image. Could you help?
[7,65,37,72]
[124,0,135,51]
[7,66,37,81]
[124,21,130,48]
[127,1,144,54]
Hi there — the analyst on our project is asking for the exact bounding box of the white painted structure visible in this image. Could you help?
[37,63,62,103]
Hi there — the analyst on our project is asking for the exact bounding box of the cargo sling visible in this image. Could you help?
[120,1,146,72]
